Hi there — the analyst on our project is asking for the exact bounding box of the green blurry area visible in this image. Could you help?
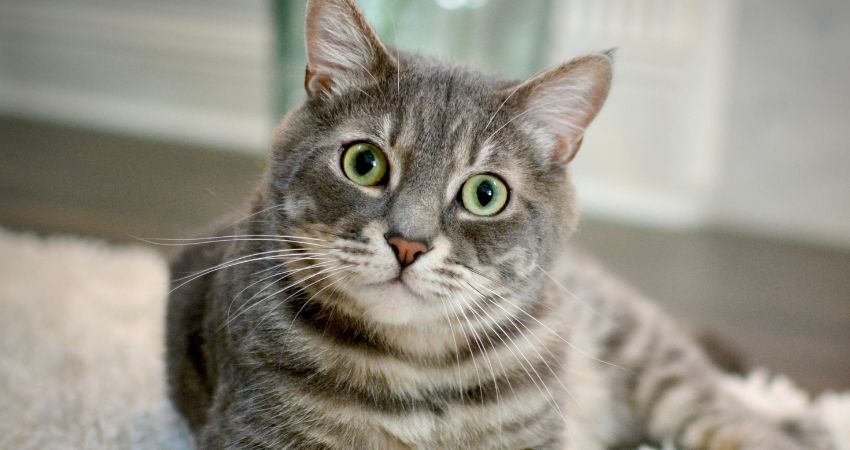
[274,0,553,116]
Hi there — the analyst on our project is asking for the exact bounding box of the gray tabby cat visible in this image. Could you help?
[165,1,826,448]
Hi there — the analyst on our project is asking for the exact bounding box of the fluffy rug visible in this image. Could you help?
[0,229,191,449]
[0,228,847,449]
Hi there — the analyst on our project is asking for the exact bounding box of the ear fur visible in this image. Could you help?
[304,0,394,98]
[511,51,614,163]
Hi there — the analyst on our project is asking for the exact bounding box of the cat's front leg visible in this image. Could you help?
[623,311,811,450]
[660,408,805,450]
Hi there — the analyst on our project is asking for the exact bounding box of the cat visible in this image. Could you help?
[165,0,828,448]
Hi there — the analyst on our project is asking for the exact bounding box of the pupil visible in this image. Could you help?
[476,180,494,206]
[354,150,376,175]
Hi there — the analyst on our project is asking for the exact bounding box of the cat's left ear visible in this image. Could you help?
[304,0,394,98]
[510,51,614,163]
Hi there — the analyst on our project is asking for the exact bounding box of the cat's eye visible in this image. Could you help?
[460,174,508,216]
[341,142,388,186]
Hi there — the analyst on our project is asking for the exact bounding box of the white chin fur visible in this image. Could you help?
[345,281,432,326]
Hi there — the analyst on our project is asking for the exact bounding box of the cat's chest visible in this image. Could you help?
[358,409,442,449]
[302,360,568,450]
[347,402,547,449]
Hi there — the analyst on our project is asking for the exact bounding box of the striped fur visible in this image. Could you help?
[165,1,825,448]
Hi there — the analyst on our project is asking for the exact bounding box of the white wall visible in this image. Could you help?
[547,0,850,249]
[0,0,273,151]
[714,0,850,248]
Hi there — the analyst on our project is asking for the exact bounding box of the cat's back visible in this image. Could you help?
[550,246,645,310]
[551,245,746,373]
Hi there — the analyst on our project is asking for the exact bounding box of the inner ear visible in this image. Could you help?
[303,0,395,98]
[304,65,334,97]
[563,137,583,163]
[511,52,613,163]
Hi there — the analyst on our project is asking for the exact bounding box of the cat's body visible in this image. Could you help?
[166,1,825,448]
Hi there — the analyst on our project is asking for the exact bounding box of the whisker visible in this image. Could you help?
[392,21,401,98]
[245,260,292,279]
[466,276,632,374]
[225,260,337,332]
[243,260,336,305]
[446,289,487,411]
[224,264,353,329]
[137,234,329,246]
[352,85,375,100]
[483,63,563,133]
[248,267,350,333]
[253,267,353,334]
[294,224,350,240]
[535,264,614,326]
[220,203,286,229]
[463,262,617,335]
[229,261,287,301]
[171,248,320,281]
[435,293,466,406]
[484,82,524,132]
[464,281,587,417]
[460,284,570,425]
[287,271,353,331]
[463,264,608,327]
[484,98,586,145]
[455,288,506,440]
[171,248,323,285]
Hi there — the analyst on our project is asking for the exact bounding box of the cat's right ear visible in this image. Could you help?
[304,0,394,98]
[508,51,614,164]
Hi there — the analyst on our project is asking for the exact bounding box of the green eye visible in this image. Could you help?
[460,174,509,216]
[342,143,388,186]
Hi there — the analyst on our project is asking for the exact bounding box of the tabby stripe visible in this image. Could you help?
[671,404,718,446]
[640,372,686,420]
[600,310,638,358]
[283,285,553,368]
[639,344,693,419]
[254,338,561,415]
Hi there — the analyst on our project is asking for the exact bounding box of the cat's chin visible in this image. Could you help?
[343,279,436,326]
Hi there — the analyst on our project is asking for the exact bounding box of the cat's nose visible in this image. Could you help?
[385,235,429,268]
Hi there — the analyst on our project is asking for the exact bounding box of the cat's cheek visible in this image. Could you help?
[280,195,316,222]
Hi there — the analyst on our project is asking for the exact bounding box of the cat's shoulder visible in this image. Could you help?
[552,245,637,293]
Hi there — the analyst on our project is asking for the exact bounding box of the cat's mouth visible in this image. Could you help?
[368,276,426,303]
[379,276,415,291]
[343,275,432,325]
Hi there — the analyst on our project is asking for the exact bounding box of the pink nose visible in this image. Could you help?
[386,236,428,268]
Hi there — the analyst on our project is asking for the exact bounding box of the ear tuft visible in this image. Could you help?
[512,52,613,163]
[304,0,392,98]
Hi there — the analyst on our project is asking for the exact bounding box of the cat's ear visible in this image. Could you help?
[304,0,394,98]
[510,51,613,163]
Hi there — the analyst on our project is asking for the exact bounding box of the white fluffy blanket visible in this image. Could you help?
[0,228,847,449]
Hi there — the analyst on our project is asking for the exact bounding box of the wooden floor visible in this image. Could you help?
[2,116,848,393]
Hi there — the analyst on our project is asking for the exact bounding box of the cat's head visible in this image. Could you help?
[267,0,611,328]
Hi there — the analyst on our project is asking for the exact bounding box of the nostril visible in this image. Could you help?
[409,247,425,262]
[388,242,400,259]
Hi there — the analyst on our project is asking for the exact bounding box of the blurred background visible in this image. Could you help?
[1,0,848,392]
